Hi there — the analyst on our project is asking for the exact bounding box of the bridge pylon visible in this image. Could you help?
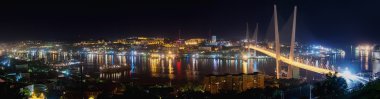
[252,23,258,58]
[288,6,300,79]
[274,5,281,79]
[245,22,251,59]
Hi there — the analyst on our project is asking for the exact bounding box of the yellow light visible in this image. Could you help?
[167,54,175,58]
[39,93,45,99]
[249,46,340,76]
[242,55,248,60]
[89,96,95,99]
[150,53,160,58]
[29,92,45,99]
[365,45,370,51]
[242,61,247,74]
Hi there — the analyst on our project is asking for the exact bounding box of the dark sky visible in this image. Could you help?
[0,0,379,46]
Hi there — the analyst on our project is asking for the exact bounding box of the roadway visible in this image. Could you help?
[248,45,341,76]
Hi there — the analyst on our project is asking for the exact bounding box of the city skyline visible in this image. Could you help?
[1,1,380,98]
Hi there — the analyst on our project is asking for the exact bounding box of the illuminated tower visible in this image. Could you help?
[246,22,251,59]
[245,22,250,42]
[252,23,258,57]
[289,6,300,79]
[274,5,281,79]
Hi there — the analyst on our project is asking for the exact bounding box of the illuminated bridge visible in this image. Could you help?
[248,45,339,76]
[245,5,368,84]
[249,46,336,74]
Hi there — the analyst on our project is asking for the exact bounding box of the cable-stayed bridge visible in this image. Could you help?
[246,5,368,84]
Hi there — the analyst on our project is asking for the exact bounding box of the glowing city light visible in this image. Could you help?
[29,92,45,99]
[88,96,95,99]
[242,55,249,60]
[341,68,356,80]
[250,45,367,82]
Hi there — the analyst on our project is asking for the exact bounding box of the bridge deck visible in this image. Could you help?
[249,46,340,76]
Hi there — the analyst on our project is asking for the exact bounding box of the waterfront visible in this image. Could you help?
[7,45,378,86]
[1,1,380,98]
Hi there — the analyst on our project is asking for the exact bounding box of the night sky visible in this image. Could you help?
[0,0,379,46]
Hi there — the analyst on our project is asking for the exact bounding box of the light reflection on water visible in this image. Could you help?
[89,55,277,83]
[9,47,380,84]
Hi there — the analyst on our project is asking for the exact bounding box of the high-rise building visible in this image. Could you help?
[373,45,380,75]
[203,72,265,94]
[212,36,216,43]
[184,38,206,45]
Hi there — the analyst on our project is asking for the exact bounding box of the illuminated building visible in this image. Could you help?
[267,42,274,49]
[212,36,216,43]
[185,38,206,45]
[373,45,380,75]
[74,40,109,46]
[209,35,217,46]
[203,72,265,94]
[374,45,380,60]
[29,92,45,99]
[113,37,165,45]
[198,46,213,51]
